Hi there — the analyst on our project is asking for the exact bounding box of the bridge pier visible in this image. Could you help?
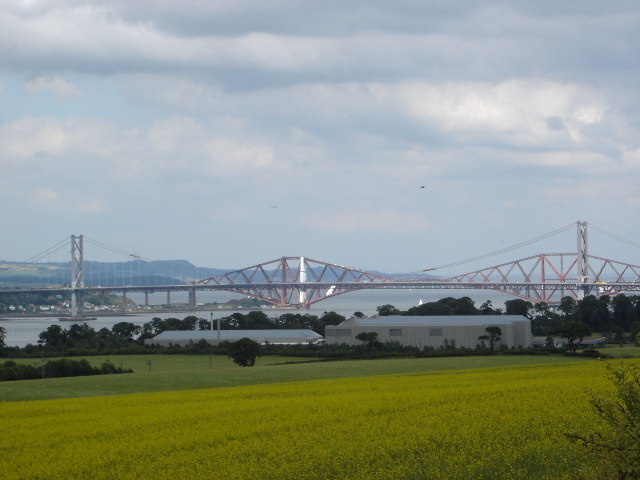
[144,292,149,306]
[188,289,196,308]
[166,290,171,306]
[122,292,127,311]
[71,290,84,317]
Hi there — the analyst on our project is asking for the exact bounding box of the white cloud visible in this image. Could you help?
[0,118,70,159]
[0,117,115,161]
[0,116,288,186]
[309,208,430,233]
[24,75,82,98]
[382,79,606,147]
[32,189,60,202]
[121,75,613,153]
[623,148,640,168]
[76,201,109,213]
[30,188,109,214]
[510,150,613,170]
[147,116,201,152]
[203,139,276,173]
[573,105,604,125]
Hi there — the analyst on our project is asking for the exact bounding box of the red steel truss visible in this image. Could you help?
[192,253,640,307]
[193,256,397,308]
[442,253,640,303]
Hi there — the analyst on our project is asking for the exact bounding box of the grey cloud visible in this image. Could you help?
[0,2,637,90]
[85,1,640,37]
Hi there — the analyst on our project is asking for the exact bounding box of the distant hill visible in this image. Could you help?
[0,260,229,288]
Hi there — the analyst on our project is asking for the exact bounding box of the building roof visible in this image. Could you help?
[345,315,528,327]
[152,329,322,341]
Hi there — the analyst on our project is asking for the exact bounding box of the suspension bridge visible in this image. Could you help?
[1,221,639,316]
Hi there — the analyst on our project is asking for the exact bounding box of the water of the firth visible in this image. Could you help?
[0,289,516,347]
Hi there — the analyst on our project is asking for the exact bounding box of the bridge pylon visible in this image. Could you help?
[576,220,589,300]
[70,234,85,317]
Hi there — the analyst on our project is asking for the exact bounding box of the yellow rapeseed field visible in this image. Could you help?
[0,360,618,479]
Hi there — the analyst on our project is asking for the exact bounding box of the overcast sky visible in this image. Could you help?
[1,0,639,274]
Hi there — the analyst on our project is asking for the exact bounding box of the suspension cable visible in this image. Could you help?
[0,237,69,279]
[590,224,640,250]
[83,236,153,262]
[421,222,575,272]
[23,237,69,263]
[84,236,189,278]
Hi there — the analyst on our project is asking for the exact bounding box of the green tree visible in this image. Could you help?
[0,326,6,352]
[480,300,497,315]
[405,297,479,316]
[67,323,97,343]
[531,302,563,336]
[558,296,577,321]
[478,326,502,353]
[376,304,400,316]
[577,295,612,332]
[227,337,261,367]
[38,324,68,347]
[355,331,382,350]
[566,363,640,479]
[612,294,638,332]
[552,321,591,352]
[111,322,141,341]
[318,311,346,332]
[505,299,533,318]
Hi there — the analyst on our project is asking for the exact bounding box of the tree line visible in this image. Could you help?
[137,310,347,342]
[0,358,132,381]
[0,311,348,356]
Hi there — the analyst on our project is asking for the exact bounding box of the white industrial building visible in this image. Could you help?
[325,315,532,349]
[146,329,323,347]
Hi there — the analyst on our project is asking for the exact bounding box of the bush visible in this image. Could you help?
[227,338,261,367]
[566,362,640,478]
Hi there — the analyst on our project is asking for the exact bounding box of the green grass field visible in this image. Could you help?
[2,353,594,402]
[596,345,640,357]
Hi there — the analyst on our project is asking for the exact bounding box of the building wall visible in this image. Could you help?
[325,317,532,349]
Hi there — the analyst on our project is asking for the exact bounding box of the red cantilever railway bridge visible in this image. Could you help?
[189,253,640,307]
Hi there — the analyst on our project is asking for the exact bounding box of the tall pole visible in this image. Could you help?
[576,221,589,300]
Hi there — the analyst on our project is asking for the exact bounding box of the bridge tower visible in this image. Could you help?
[299,256,307,305]
[576,220,589,300]
[70,234,85,317]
